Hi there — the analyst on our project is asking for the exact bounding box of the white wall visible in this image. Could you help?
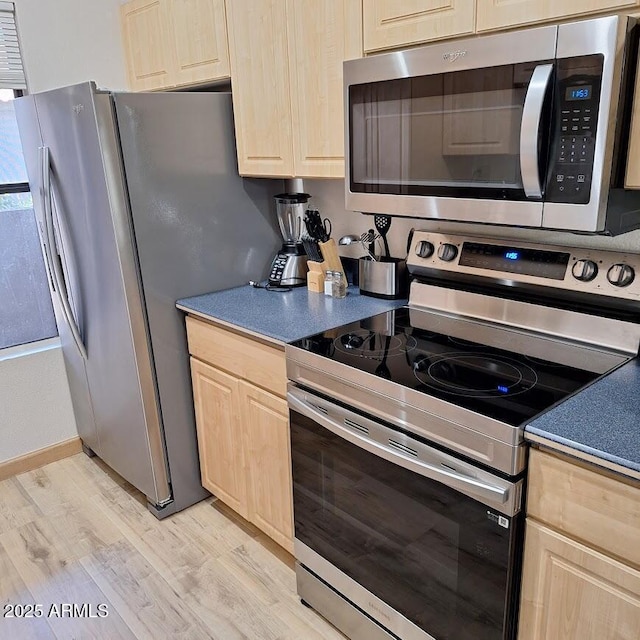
[1,0,128,463]
[0,340,77,460]
[14,0,128,93]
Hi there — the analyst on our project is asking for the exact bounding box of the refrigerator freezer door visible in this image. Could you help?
[31,83,170,507]
[113,91,281,514]
[14,95,98,451]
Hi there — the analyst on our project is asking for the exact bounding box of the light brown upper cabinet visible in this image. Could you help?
[363,0,475,53]
[226,0,362,177]
[121,0,230,91]
[477,0,640,33]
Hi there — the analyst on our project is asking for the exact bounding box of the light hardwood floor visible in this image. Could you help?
[0,453,345,640]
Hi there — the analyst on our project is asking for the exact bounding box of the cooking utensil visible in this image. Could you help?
[360,230,379,261]
[374,215,391,257]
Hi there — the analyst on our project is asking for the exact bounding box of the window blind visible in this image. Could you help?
[0,2,25,90]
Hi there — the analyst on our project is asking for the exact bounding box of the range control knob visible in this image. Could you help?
[415,240,435,259]
[572,259,598,282]
[437,243,459,262]
[607,263,635,287]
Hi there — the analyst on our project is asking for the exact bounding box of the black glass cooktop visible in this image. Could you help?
[290,307,606,427]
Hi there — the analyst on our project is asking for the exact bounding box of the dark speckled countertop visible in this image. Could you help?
[526,359,640,480]
[177,284,406,345]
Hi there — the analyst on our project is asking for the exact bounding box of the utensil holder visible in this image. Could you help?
[359,257,407,299]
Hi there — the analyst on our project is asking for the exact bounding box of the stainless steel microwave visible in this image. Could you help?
[344,15,640,235]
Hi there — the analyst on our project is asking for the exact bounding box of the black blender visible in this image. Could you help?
[268,193,309,287]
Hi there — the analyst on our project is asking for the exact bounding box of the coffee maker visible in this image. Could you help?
[268,193,309,287]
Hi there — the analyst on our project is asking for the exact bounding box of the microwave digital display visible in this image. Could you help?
[565,85,592,101]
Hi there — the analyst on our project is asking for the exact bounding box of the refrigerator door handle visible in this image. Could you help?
[40,145,88,360]
[37,156,57,295]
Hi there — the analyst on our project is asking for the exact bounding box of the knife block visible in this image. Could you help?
[307,261,325,293]
[306,239,346,293]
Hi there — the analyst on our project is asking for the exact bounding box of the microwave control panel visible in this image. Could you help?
[545,57,603,205]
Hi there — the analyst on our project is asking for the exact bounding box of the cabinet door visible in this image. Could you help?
[121,0,175,90]
[477,0,640,33]
[519,521,640,640]
[363,0,475,53]
[226,0,295,176]
[239,381,294,554]
[169,0,230,87]
[287,0,362,177]
[190,358,248,519]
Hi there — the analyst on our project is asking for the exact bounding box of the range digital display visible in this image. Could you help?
[565,85,592,101]
[459,243,570,280]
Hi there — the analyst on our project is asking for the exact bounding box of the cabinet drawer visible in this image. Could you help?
[527,448,640,567]
[186,316,286,397]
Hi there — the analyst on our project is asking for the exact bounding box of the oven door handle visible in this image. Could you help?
[288,389,510,506]
[520,63,553,199]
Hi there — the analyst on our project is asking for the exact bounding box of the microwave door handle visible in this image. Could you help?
[520,64,554,199]
[40,146,88,360]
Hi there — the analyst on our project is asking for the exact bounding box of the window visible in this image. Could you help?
[1,4,57,349]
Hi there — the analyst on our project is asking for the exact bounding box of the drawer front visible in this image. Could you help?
[186,316,286,397]
[527,448,640,567]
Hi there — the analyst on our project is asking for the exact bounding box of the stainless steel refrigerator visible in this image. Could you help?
[15,82,282,517]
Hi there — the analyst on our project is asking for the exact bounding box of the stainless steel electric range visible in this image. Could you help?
[285,232,640,640]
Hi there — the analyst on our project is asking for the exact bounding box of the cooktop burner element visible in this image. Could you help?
[335,329,417,358]
[414,352,538,398]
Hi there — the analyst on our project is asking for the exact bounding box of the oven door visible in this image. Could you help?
[344,24,558,227]
[288,385,524,640]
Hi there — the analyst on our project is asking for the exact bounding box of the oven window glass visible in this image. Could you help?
[291,413,523,640]
[349,62,551,200]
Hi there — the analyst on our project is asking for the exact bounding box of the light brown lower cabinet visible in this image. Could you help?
[187,317,293,554]
[519,449,640,639]
[191,358,249,520]
[239,382,293,552]
[519,521,640,640]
